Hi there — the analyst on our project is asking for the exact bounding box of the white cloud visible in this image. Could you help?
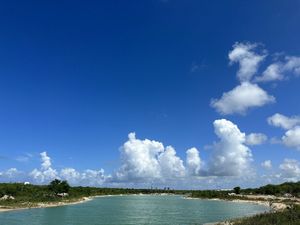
[213,43,300,118]
[116,128,258,181]
[116,133,187,182]
[60,168,81,183]
[208,119,253,176]
[283,56,300,76]
[268,114,300,150]
[268,113,300,130]
[29,152,58,183]
[255,63,284,82]
[279,159,300,179]
[30,168,57,183]
[255,56,300,82]
[5,117,300,187]
[186,147,201,176]
[245,133,267,145]
[158,146,186,178]
[0,128,290,188]
[211,82,275,115]
[0,168,25,183]
[40,151,52,170]
[0,168,21,178]
[261,160,272,169]
[116,132,164,181]
[282,126,300,150]
[229,42,266,82]
[212,42,288,115]
[80,169,107,186]
[28,152,109,186]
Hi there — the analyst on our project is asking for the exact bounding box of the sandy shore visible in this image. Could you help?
[186,194,297,225]
[0,208,15,212]
[198,194,300,225]
[185,196,270,208]
[0,196,93,213]
[185,194,296,211]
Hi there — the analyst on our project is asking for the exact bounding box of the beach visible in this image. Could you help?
[0,196,93,213]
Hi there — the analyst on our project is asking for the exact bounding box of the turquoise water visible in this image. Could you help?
[0,195,269,225]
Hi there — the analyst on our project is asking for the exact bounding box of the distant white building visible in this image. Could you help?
[24,182,30,185]
[57,193,69,197]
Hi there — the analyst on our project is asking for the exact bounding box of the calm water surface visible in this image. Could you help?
[0,195,269,225]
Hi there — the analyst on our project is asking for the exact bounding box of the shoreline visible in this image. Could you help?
[0,193,175,213]
[184,196,270,208]
[184,195,293,211]
[185,196,293,225]
[0,196,93,213]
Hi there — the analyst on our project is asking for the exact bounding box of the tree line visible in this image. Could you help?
[1,180,299,206]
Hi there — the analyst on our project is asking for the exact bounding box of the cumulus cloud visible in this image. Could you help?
[30,168,58,184]
[212,42,300,115]
[284,56,300,75]
[279,159,300,180]
[245,133,268,145]
[60,168,108,186]
[158,146,186,178]
[60,168,80,184]
[255,56,300,82]
[80,169,108,186]
[0,168,26,183]
[282,126,300,150]
[211,82,275,115]
[116,127,259,182]
[229,42,266,82]
[0,168,22,179]
[1,127,286,187]
[254,63,284,82]
[268,113,300,130]
[116,128,263,183]
[186,147,201,176]
[31,168,57,183]
[29,152,58,183]
[261,160,272,169]
[208,119,253,176]
[268,113,300,150]
[116,133,164,181]
[255,63,284,82]
[40,152,52,170]
[27,152,109,186]
[116,133,186,182]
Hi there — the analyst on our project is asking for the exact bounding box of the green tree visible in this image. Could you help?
[233,186,241,194]
[48,179,70,194]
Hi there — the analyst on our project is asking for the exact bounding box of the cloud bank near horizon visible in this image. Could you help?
[1,119,298,188]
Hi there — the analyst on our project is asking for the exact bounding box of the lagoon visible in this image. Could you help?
[0,195,269,225]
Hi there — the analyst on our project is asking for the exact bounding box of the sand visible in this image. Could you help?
[0,196,92,213]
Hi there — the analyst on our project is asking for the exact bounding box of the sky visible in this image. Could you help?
[0,0,300,189]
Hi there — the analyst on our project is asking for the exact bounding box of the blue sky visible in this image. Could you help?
[0,0,300,189]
